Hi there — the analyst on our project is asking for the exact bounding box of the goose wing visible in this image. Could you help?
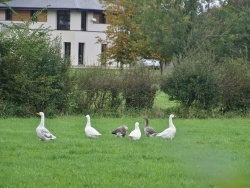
[112,126,127,137]
[144,126,157,136]
[86,126,101,136]
[37,127,56,140]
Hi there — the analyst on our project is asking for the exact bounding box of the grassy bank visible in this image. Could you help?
[0,116,249,187]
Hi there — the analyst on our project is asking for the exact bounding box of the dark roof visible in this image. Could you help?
[0,0,104,11]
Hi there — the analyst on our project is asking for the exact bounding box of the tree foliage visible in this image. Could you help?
[98,0,146,67]
[160,2,250,115]
[139,0,192,64]
[99,0,204,67]
[186,4,250,62]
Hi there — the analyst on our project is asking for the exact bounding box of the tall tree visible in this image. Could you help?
[98,0,146,68]
[138,0,192,65]
[186,2,250,62]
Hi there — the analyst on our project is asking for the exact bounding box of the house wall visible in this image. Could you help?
[0,9,109,67]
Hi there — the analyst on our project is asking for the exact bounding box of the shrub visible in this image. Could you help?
[122,68,158,109]
[0,13,70,117]
[72,67,159,115]
[73,68,123,115]
[218,59,250,113]
[160,51,220,110]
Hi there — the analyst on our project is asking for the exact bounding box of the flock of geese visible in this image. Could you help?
[36,112,176,141]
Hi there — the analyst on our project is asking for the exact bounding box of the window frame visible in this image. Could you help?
[5,9,12,21]
[81,11,86,31]
[30,10,38,22]
[64,42,71,58]
[57,10,70,30]
[78,43,85,65]
[93,12,106,24]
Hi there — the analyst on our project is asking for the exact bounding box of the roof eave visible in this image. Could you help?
[0,7,104,11]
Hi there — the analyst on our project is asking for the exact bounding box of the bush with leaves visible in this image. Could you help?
[160,51,220,111]
[72,67,159,114]
[122,68,158,109]
[218,59,250,113]
[0,12,70,117]
[73,68,123,115]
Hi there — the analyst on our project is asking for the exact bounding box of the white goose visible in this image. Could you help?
[85,115,101,138]
[112,125,128,138]
[128,122,141,140]
[156,114,176,140]
[36,112,56,141]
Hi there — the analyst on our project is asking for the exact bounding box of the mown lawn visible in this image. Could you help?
[0,116,249,187]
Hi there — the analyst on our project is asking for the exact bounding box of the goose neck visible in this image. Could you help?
[86,118,91,127]
[39,115,45,127]
[169,116,175,128]
[135,124,140,130]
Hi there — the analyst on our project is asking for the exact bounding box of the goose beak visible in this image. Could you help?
[36,112,40,115]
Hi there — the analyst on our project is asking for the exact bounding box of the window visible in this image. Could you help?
[31,10,47,22]
[99,12,106,24]
[101,44,107,53]
[101,44,107,64]
[78,43,85,65]
[93,12,106,24]
[64,42,71,58]
[30,10,38,22]
[5,9,12,21]
[81,11,86,31]
[57,11,70,30]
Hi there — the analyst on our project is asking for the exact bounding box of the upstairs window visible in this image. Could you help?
[93,12,106,24]
[5,9,12,20]
[57,11,70,30]
[30,10,38,22]
[81,11,86,31]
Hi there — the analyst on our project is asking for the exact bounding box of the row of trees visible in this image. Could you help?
[98,0,250,66]
[97,0,250,116]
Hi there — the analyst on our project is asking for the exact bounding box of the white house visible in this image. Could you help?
[0,0,109,67]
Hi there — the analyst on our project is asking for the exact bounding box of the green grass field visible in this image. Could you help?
[0,116,249,187]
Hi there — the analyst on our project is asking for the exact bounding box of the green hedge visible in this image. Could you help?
[70,68,159,116]
[0,20,70,117]
[160,50,250,117]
